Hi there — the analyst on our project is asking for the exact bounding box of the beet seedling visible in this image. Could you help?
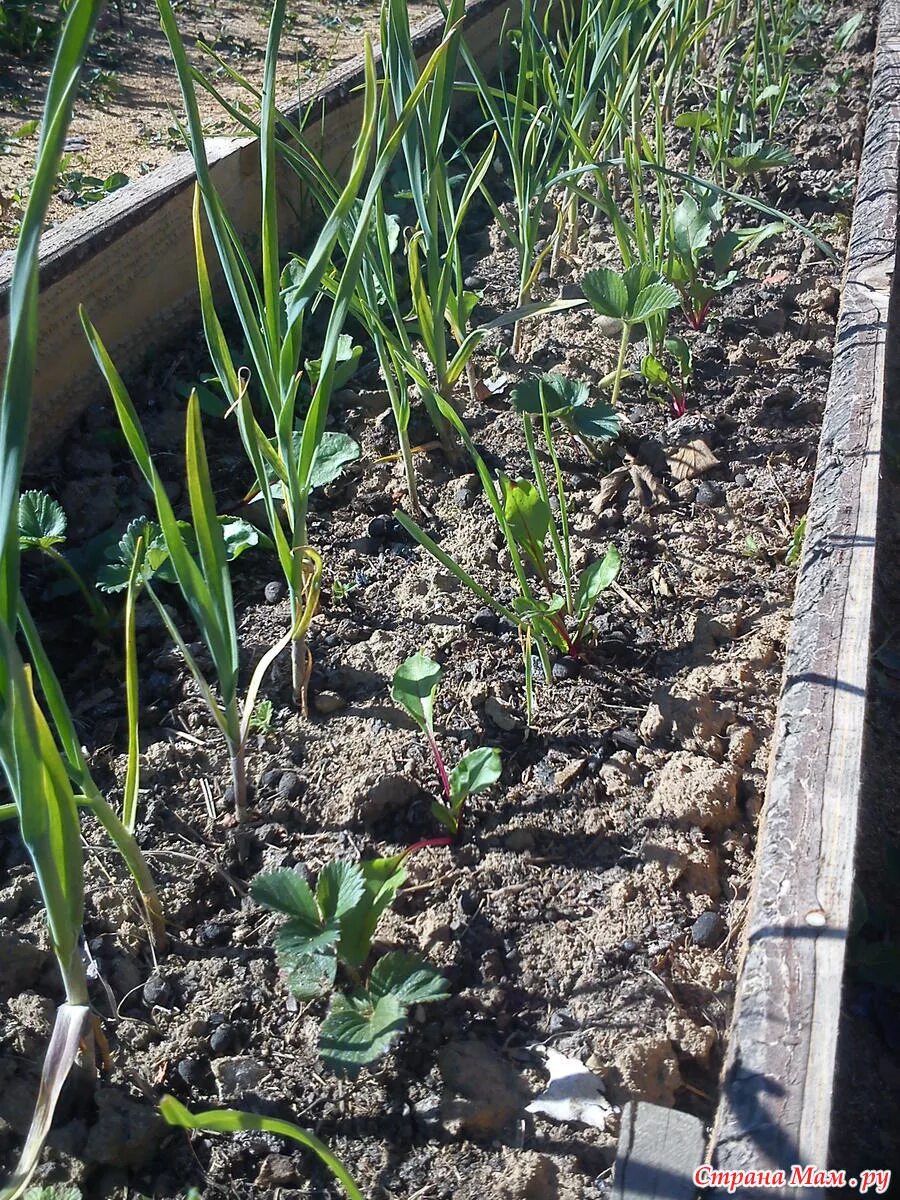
[391,653,501,836]
[665,192,783,329]
[641,335,693,416]
[252,858,447,1074]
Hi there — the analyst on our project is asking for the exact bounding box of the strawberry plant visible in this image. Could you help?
[392,653,501,836]
[252,859,447,1074]
[511,373,619,461]
[17,491,108,627]
[581,265,680,404]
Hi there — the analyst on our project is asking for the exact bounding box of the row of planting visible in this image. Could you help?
[0,0,857,1195]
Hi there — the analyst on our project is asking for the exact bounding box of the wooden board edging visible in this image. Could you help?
[706,1,900,1193]
[0,0,513,463]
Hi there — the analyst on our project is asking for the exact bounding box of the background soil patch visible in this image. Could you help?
[0,0,432,252]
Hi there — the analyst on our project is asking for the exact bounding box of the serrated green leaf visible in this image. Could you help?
[368,951,448,1006]
[572,401,619,441]
[391,652,441,736]
[316,861,366,922]
[276,918,340,999]
[630,281,680,324]
[251,869,319,921]
[18,490,67,549]
[338,855,407,970]
[319,992,407,1074]
[95,517,170,592]
[575,546,622,622]
[581,267,629,320]
[449,746,502,806]
[511,372,590,417]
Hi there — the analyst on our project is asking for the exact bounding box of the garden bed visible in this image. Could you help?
[0,1,888,1198]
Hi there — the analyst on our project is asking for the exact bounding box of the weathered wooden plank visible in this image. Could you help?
[614,1102,706,1200]
[707,3,900,1195]
[0,0,514,463]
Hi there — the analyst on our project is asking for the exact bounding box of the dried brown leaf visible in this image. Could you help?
[666,438,719,482]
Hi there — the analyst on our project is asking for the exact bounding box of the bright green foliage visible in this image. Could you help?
[582,265,680,326]
[391,652,441,738]
[642,335,693,415]
[155,0,457,707]
[159,1097,364,1200]
[392,653,502,834]
[248,699,274,735]
[666,192,782,328]
[95,513,262,593]
[582,264,679,406]
[252,860,446,1073]
[433,746,503,835]
[511,374,619,446]
[17,490,107,625]
[17,491,66,549]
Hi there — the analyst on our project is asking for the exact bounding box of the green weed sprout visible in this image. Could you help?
[252,859,447,1074]
[160,1097,363,1200]
[392,652,502,836]
[17,491,108,626]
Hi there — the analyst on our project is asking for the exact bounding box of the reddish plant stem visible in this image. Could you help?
[426,731,451,800]
[402,836,454,858]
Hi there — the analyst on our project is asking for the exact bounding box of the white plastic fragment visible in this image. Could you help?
[525,1046,617,1130]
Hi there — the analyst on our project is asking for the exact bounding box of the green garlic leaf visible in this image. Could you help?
[368,951,448,1006]
[319,993,407,1074]
[391,652,442,736]
[449,746,502,806]
[18,490,66,549]
[316,861,366,923]
[251,869,319,921]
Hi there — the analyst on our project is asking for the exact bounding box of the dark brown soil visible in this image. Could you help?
[0,3,880,1198]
